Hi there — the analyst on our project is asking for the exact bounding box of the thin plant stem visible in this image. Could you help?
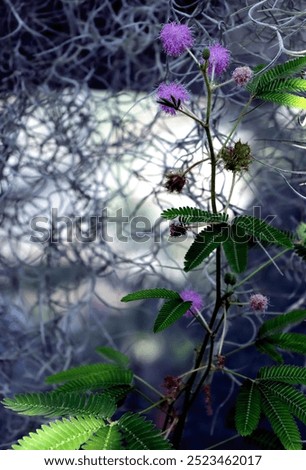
[171,64,222,444]
[179,364,209,379]
[186,47,201,66]
[226,341,256,357]
[235,248,290,289]
[201,64,218,214]
[224,172,236,214]
[134,374,164,398]
[182,157,209,177]
[140,398,168,414]
[206,433,240,450]
[218,305,227,355]
[220,95,254,152]
[220,367,253,382]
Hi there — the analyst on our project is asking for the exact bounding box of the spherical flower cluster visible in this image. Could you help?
[180,289,203,317]
[159,22,193,57]
[164,171,186,193]
[232,66,253,86]
[207,43,230,77]
[249,293,269,312]
[156,82,189,115]
[169,223,187,238]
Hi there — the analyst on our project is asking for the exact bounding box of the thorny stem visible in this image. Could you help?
[166,64,285,449]
[171,64,222,448]
[202,63,218,214]
[172,248,225,448]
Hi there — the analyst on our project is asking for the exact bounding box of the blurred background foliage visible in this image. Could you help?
[0,0,306,449]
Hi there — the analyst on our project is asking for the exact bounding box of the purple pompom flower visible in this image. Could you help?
[180,289,204,317]
[249,294,269,312]
[156,82,189,115]
[159,22,193,57]
[207,43,230,77]
[232,66,253,86]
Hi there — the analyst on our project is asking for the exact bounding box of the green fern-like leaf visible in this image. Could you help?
[2,392,116,418]
[184,223,229,272]
[12,416,103,450]
[234,216,293,248]
[258,381,306,426]
[258,309,306,337]
[103,386,132,404]
[260,387,301,449]
[46,363,125,385]
[248,56,306,94]
[121,288,180,302]
[153,299,192,333]
[118,412,172,450]
[223,226,249,273]
[247,429,283,450]
[235,380,261,436]
[82,423,122,450]
[258,365,306,385]
[255,78,306,95]
[256,339,284,363]
[263,333,306,356]
[56,369,133,393]
[256,92,306,110]
[161,207,228,224]
[95,347,129,368]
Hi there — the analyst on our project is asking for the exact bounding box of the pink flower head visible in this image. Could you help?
[159,22,193,57]
[180,289,203,317]
[232,66,253,86]
[249,293,269,312]
[163,375,181,398]
[156,82,189,115]
[207,43,230,77]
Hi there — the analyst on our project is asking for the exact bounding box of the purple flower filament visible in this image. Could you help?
[207,44,230,80]
[159,22,193,57]
[156,82,189,115]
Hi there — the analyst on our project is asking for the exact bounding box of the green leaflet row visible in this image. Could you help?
[2,349,172,450]
[161,207,293,273]
[247,55,306,110]
[235,365,306,450]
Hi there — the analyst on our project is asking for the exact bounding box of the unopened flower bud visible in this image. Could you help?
[224,272,237,285]
[202,48,210,60]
